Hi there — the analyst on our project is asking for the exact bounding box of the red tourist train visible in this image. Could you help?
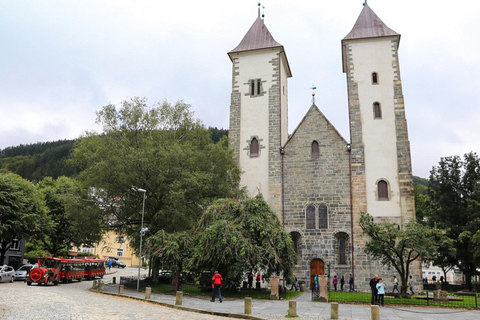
[26,255,106,286]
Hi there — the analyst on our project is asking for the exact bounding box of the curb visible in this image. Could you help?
[89,289,264,320]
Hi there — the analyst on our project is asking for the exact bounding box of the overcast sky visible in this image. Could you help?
[0,0,479,178]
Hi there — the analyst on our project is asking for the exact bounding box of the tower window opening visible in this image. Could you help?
[319,204,328,229]
[248,79,262,97]
[372,72,378,84]
[378,180,389,200]
[311,141,319,159]
[250,81,255,96]
[373,102,382,119]
[306,204,315,229]
[257,79,261,95]
[250,137,259,157]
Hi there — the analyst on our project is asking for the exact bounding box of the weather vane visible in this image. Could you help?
[311,85,317,104]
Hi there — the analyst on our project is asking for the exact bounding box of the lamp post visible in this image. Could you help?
[135,188,147,292]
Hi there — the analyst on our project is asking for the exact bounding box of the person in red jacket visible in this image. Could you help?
[210,271,223,302]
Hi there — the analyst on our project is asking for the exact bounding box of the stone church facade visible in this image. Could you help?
[228,3,421,290]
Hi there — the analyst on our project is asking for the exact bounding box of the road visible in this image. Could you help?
[0,267,236,320]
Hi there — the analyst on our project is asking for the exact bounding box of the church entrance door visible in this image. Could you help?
[310,259,325,289]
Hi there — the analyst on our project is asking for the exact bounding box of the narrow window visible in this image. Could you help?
[250,138,259,157]
[311,141,319,159]
[318,204,328,229]
[372,72,378,84]
[373,102,382,119]
[306,205,315,229]
[250,81,255,96]
[378,180,388,200]
[257,79,261,95]
[339,237,346,264]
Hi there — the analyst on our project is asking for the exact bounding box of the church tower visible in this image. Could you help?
[228,5,291,213]
[342,3,417,282]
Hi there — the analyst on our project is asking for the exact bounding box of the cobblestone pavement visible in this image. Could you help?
[0,268,236,320]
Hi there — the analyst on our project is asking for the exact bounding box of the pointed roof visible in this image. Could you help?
[343,3,399,41]
[228,10,283,54]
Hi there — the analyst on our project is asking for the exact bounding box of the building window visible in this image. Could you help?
[372,72,378,84]
[117,248,124,257]
[311,141,319,159]
[378,180,389,200]
[250,138,259,157]
[10,239,20,250]
[249,79,262,97]
[318,204,328,229]
[339,237,346,264]
[306,205,316,229]
[373,102,382,119]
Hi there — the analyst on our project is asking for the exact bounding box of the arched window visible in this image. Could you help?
[250,138,259,157]
[339,237,346,264]
[306,205,315,229]
[372,72,378,84]
[311,141,319,159]
[378,180,389,200]
[373,102,382,119]
[318,204,328,229]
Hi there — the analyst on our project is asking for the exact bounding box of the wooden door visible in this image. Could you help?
[310,259,325,289]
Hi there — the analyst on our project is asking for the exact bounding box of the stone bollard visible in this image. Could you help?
[145,287,152,300]
[99,282,104,291]
[176,291,183,306]
[331,302,339,319]
[288,300,297,317]
[112,276,116,284]
[244,297,252,314]
[118,285,124,295]
[92,280,97,289]
[371,304,380,320]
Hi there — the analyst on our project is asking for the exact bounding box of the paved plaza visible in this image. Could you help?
[1,268,479,320]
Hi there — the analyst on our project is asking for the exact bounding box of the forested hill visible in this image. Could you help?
[0,127,229,182]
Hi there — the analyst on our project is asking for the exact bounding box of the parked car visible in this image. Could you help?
[14,264,33,281]
[0,265,15,283]
[106,257,126,268]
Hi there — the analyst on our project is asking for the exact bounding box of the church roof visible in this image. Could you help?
[343,3,399,41]
[229,10,283,54]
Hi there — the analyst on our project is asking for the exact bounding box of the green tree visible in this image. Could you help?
[428,152,480,289]
[36,176,103,256]
[71,97,241,279]
[190,196,296,288]
[0,171,49,264]
[359,212,452,296]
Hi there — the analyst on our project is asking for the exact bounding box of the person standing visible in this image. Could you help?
[210,271,223,303]
[340,275,345,291]
[369,274,379,305]
[332,275,338,291]
[247,272,253,289]
[392,276,399,293]
[376,278,386,306]
[290,273,298,291]
[313,273,319,292]
[256,273,261,289]
[349,274,355,292]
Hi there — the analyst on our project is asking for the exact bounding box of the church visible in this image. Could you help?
[227,2,420,290]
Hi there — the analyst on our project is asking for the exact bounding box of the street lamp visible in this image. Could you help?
[133,187,147,292]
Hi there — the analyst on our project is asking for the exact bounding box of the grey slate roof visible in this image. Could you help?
[343,3,399,40]
[229,12,283,54]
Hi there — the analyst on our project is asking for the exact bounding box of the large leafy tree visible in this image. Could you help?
[71,98,241,278]
[36,176,103,256]
[359,212,452,295]
[427,152,480,289]
[189,196,296,288]
[0,171,49,264]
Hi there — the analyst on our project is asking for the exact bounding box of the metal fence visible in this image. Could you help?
[326,289,479,309]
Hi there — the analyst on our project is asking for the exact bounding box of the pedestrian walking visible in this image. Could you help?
[210,271,223,303]
[392,275,399,293]
[376,278,386,306]
[332,275,338,291]
[290,273,298,291]
[313,273,319,292]
[340,275,345,291]
[369,274,379,305]
[349,274,355,292]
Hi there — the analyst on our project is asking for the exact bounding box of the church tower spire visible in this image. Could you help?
[228,5,291,212]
